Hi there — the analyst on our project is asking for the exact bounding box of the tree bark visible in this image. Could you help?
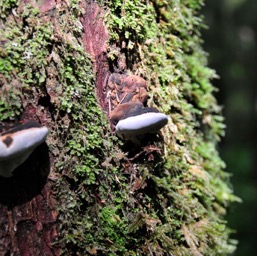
[0,0,239,255]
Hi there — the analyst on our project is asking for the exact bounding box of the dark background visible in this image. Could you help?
[202,0,257,255]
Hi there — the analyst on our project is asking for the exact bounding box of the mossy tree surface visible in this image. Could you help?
[0,0,239,255]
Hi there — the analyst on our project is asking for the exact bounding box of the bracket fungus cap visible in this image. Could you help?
[0,121,48,178]
[122,75,147,91]
[115,112,168,139]
[109,102,160,124]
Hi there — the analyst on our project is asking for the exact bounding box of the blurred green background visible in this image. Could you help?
[202,0,257,255]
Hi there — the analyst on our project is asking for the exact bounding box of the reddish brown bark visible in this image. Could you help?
[81,1,110,112]
[0,144,60,255]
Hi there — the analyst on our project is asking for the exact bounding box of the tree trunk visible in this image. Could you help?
[0,0,240,255]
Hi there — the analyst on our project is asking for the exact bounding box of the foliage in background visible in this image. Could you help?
[0,0,241,255]
[202,1,257,255]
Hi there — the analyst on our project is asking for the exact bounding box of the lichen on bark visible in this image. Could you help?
[0,0,240,255]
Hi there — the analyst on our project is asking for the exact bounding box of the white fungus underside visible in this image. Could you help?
[116,112,168,138]
[0,127,48,159]
[0,127,48,177]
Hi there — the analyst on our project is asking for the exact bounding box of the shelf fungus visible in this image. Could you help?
[108,74,168,140]
[0,121,48,178]
[108,73,148,107]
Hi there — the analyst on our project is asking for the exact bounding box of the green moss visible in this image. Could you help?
[104,0,240,255]
[0,4,51,120]
[0,0,18,19]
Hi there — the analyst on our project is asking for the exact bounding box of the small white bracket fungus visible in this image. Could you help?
[115,112,168,139]
[0,121,48,178]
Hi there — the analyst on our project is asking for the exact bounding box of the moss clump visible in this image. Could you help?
[0,3,51,120]
[103,0,241,255]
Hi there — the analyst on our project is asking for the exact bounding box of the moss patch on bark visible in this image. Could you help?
[101,0,241,255]
[0,0,240,255]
